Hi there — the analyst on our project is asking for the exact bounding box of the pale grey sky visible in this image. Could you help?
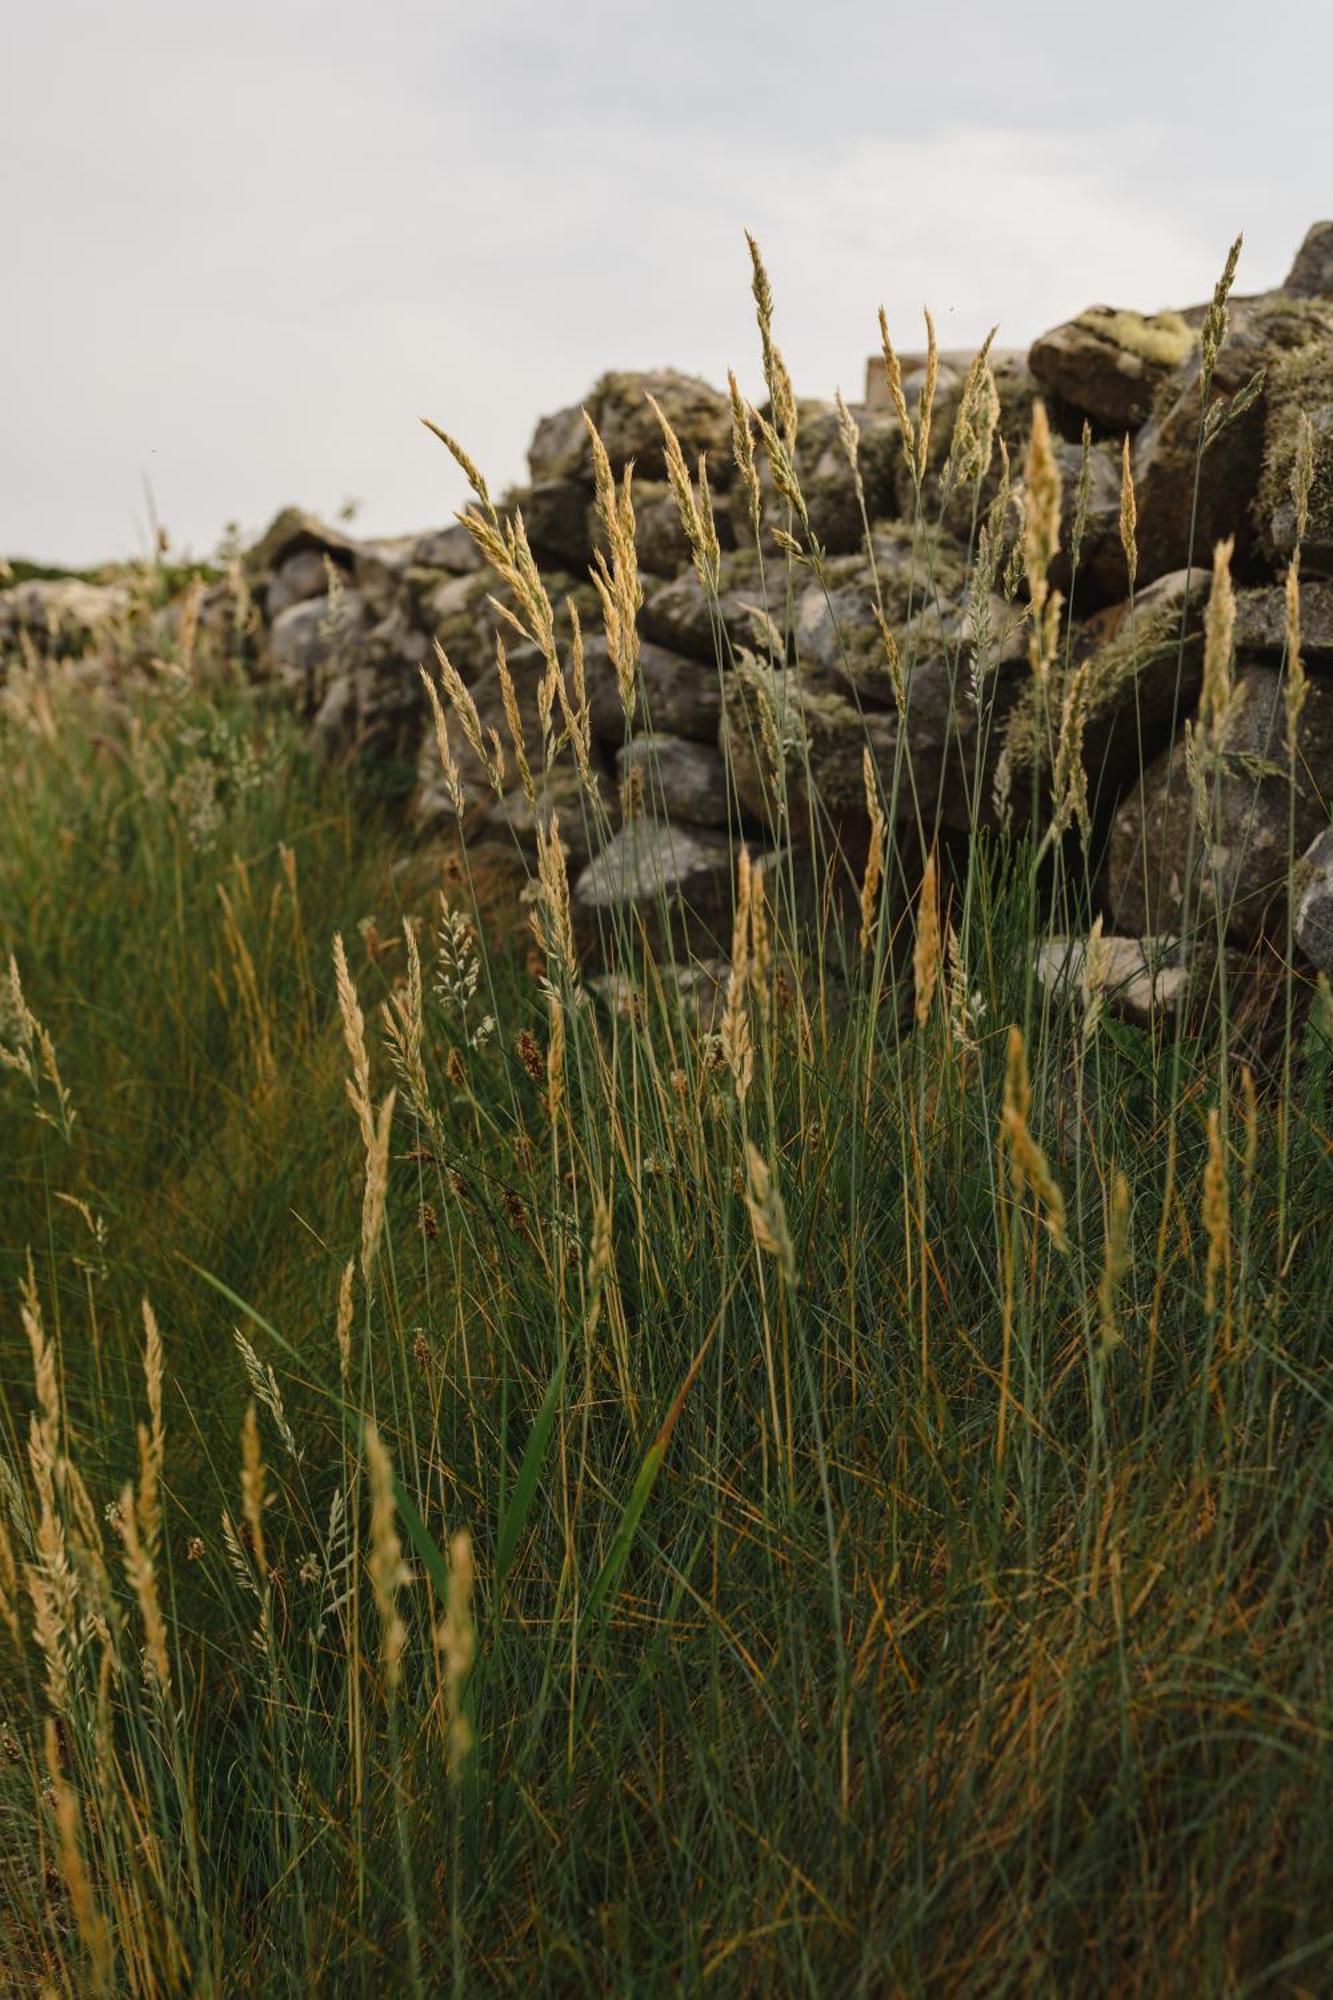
[3,0,1329,564]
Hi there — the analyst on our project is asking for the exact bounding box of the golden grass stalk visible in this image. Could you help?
[728,370,763,538]
[915,308,940,483]
[744,232,797,448]
[1001,1026,1069,1252]
[361,1090,397,1289]
[559,598,594,785]
[1098,1169,1132,1349]
[913,849,941,1027]
[1285,555,1308,759]
[585,414,642,722]
[0,1512,19,1646]
[545,985,565,1124]
[743,1143,797,1286]
[119,1479,171,1695]
[334,1258,355,1388]
[333,932,375,1152]
[420,418,495,519]
[1119,435,1138,594]
[436,1530,476,1775]
[1022,401,1063,664]
[494,635,535,811]
[721,850,755,1105]
[137,1300,165,1557]
[1202,1106,1231,1329]
[240,1402,268,1582]
[45,1716,114,1995]
[876,310,915,474]
[365,1424,409,1693]
[859,749,886,955]
[419,666,465,816]
[1200,536,1237,753]
[530,811,578,980]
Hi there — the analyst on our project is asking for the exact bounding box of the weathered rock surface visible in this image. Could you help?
[1030,308,1196,431]
[1037,932,1228,1025]
[1105,667,1333,944]
[0,577,132,657]
[1285,222,1333,300]
[617,732,730,827]
[572,819,737,948]
[639,552,779,665]
[529,370,731,488]
[1131,296,1333,583]
[1294,827,1333,969]
[582,635,723,745]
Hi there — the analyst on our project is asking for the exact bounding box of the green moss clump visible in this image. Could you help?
[1075,308,1197,369]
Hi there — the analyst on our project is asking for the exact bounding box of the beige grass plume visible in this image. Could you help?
[1000,1026,1069,1252]
[913,848,941,1026]
[859,748,887,955]
[365,1423,409,1692]
[1119,435,1138,594]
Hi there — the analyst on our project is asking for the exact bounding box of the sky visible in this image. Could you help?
[3,0,1330,566]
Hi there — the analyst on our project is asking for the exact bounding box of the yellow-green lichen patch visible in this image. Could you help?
[1075,309,1197,370]
[1255,337,1333,538]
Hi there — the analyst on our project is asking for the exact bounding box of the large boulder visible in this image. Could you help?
[1131,294,1333,583]
[1001,567,1211,823]
[639,551,779,665]
[582,634,723,745]
[267,590,368,706]
[528,370,732,488]
[247,507,359,578]
[616,732,730,827]
[1233,575,1333,656]
[1029,307,1197,431]
[1284,222,1333,300]
[1256,380,1333,576]
[1105,666,1333,944]
[721,645,1014,844]
[0,576,133,659]
[572,819,738,952]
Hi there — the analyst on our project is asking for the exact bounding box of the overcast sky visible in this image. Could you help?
[3,0,1329,565]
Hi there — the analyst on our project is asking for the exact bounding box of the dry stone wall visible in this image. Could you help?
[7,222,1333,987]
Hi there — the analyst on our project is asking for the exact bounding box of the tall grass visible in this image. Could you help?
[1,244,1332,1996]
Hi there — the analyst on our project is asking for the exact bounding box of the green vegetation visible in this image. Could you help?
[1,246,1332,1997]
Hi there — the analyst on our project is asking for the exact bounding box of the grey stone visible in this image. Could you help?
[1283,222,1333,300]
[572,819,737,949]
[1263,404,1333,577]
[529,370,731,488]
[266,549,332,621]
[1132,295,1333,583]
[1294,827,1333,969]
[1030,307,1197,430]
[639,552,779,665]
[481,761,612,869]
[0,577,132,658]
[1037,933,1225,1025]
[1105,666,1333,944]
[268,590,367,705]
[247,506,358,577]
[617,733,730,826]
[582,635,723,745]
[1234,576,1333,657]
[519,479,597,569]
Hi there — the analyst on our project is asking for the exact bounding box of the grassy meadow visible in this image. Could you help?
[2,248,1333,1996]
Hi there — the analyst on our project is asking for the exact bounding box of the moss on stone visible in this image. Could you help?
[1074,308,1196,369]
